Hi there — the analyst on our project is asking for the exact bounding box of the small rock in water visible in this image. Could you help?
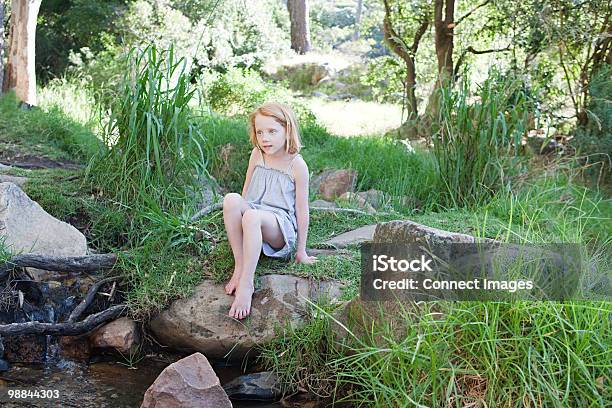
[90,317,139,353]
[223,371,282,401]
[141,352,231,408]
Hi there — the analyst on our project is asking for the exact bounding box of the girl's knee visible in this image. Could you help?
[223,192,242,210]
[242,209,261,228]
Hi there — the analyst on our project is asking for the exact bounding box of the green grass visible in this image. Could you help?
[431,69,530,208]
[327,300,611,407]
[260,294,611,407]
[0,92,101,163]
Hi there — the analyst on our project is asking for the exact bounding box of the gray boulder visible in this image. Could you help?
[149,274,343,360]
[0,182,87,259]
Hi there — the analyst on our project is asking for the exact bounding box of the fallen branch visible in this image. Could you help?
[0,253,118,280]
[0,304,127,336]
[310,206,386,216]
[68,276,121,323]
[190,202,223,222]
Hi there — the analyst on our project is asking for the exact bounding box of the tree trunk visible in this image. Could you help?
[353,0,364,41]
[382,0,429,139]
[424,0,455,123]
[3,0,41,105]
[0,0,5,91]
[287,0,311,54]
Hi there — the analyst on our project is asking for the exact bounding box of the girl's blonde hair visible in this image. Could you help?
[248,102,303,154]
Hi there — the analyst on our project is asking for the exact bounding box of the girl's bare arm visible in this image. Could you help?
[293,157,316,263]
[241,148,259,197]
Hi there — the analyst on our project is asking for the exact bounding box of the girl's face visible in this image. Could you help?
[254,114,287,157]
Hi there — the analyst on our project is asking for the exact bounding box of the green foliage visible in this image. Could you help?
[0,92,101,163]
[258,302,343,397]
[87,45,207,209]
[572,65,612,182]
[483,164,612,245]
[331,301,610,407]
[137,197,212,255]
[202,67,316,124]
[119,0,287,71]
[431,70,530,208]
[36,0,125,81]
[204,67,272,116]
[120,240,204,319]
[362,55,406,103]
[38,77,99,128]
[65,43,129,109]
[261,290,611,406]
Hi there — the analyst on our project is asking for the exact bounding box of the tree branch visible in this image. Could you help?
[412,19,430,54]
[456,0,491,26]
[0,253,119,280]
[454,45,511,79]
[0,304,127,336]
[382,0,412,63]
[68,276,121,323]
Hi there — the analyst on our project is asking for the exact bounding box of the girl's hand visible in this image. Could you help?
[295,250,317,265]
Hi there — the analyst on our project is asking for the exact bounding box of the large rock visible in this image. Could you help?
[311,169,357,201]
[0,182,87,258]
[373,219,496,260]
[140,352,231,408]
[373,220,486,245]
[149,274,343,360]
[90,317,139,353]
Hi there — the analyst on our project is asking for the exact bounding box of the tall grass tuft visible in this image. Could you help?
[87,44,206,209]
[432,70,530,208]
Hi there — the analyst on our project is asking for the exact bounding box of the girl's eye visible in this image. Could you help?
[270,129,277,133]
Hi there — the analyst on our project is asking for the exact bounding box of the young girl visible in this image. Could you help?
[223,102,317,320]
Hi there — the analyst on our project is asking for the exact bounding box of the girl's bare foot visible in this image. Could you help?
[225,269,241,295]
[228,282,254,320]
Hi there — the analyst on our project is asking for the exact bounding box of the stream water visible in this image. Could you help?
[0,357,293,407]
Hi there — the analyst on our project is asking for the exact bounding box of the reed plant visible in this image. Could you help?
[431,70,530,208]
[87,44,206,210]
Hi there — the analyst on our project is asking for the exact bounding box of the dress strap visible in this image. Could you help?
[287,154,301,173]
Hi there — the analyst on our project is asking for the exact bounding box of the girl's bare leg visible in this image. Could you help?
[223,193,250,295]
[229,209,285,319]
